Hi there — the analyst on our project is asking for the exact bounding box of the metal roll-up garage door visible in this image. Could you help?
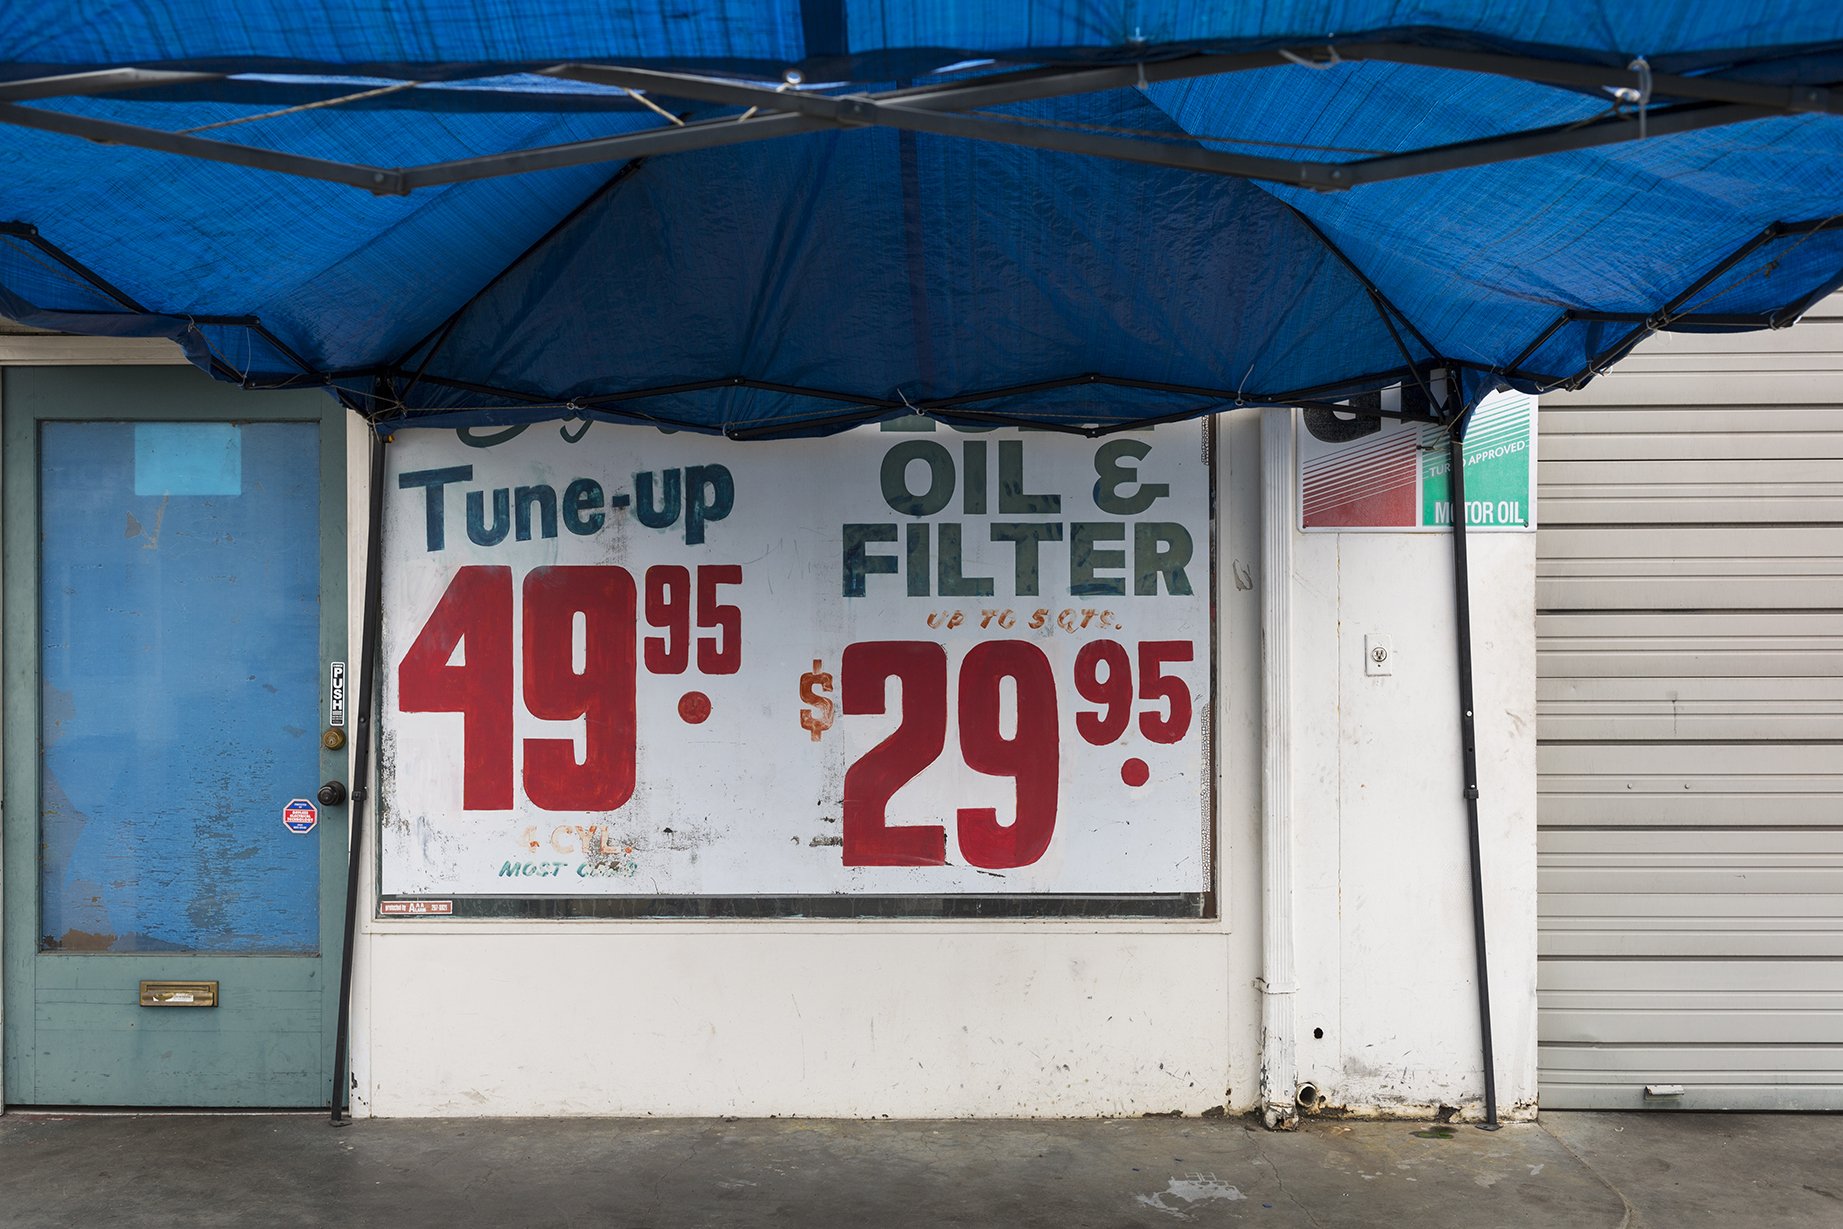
[1536,297,1843,1110]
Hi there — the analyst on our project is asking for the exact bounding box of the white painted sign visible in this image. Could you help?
[378,420,1212,897]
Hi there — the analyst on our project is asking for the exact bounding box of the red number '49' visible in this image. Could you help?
[521,566,637,811]
[398,564,656,812]
[397,566,515,810]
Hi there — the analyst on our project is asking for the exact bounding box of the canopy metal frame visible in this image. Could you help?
[0,42,1835,197]
[9,31,1839,1131]
[7,39,1836,435]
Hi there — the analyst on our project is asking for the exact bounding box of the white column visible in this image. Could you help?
[1258,407,1298,1129]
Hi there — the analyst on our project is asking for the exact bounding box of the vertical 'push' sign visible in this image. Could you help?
[378,421,1213,899]
[328,660,347,728]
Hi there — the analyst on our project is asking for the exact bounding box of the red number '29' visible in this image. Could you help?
[841,642,948,866]
[840,640,1059,870]
[956,641,1058,869]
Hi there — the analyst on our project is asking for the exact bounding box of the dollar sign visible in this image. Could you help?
[799,659,835,741]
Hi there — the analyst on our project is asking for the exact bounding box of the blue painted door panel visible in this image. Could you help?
[3,365,346,1108]
[39,422,321,954]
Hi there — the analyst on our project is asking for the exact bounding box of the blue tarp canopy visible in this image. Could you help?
[4,3,1843,436]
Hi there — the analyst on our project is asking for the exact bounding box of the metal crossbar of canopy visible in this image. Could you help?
[5,1,1843,1128]
[5,46,1833,198]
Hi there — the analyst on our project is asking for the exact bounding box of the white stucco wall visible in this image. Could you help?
[342,407,1536,1119]
[344,412,1263,1118]
[1289,528,1539,1118]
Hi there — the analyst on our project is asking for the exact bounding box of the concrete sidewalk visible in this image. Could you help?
[0,1110,1837,1227]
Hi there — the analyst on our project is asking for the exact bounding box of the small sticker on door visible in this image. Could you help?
[282,798,319,834]
[329,661,347,727]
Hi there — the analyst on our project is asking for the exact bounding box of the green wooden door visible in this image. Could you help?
[3,366,348,1107]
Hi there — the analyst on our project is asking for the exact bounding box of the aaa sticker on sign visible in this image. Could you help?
[282,798,318,834]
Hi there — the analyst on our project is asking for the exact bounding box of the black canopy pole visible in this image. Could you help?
[331,428,388,1126]
[1447,418,1501,1129]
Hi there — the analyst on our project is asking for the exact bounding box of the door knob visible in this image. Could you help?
[317,780,348,807]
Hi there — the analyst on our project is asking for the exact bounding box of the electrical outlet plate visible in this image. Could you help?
[1365,633,1393,676]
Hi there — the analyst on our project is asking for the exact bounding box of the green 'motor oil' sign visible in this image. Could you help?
[1421,392,1535,529]
[1299,390,1535,533]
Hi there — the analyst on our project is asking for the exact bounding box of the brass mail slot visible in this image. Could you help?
[139,980,218,1008]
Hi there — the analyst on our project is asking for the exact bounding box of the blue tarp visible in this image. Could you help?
[4,3,1843,435]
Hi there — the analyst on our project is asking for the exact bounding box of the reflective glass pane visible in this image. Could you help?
[39,421,321,953]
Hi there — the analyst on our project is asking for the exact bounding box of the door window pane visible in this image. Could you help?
[39,421,322,953]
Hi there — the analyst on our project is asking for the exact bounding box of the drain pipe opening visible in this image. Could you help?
[1295,1083,1320,1111]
